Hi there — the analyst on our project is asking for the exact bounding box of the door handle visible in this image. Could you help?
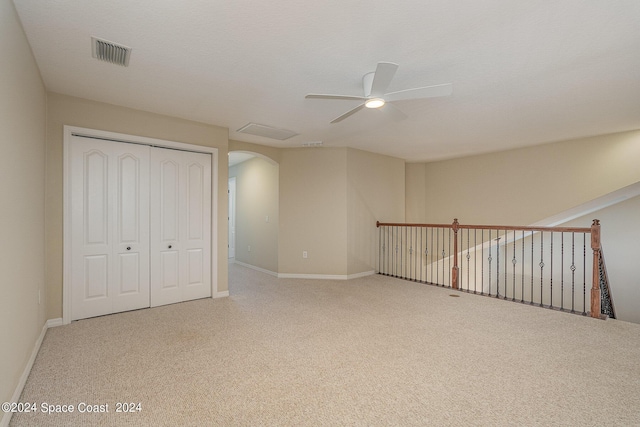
[126,246,131,251]
[168,244,172,249]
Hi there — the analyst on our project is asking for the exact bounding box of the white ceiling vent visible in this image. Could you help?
[236,123,298,141]
[91,37,132,67]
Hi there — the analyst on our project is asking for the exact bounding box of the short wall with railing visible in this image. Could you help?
[376,219,615,319]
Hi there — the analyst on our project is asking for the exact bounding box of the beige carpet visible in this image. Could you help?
[11,264,640,426]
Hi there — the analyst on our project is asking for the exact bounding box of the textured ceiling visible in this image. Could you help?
[13,0,640,162]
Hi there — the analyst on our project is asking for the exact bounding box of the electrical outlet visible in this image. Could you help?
[248,245,251,252]
[302,251,308,259]
[265,215,269,223]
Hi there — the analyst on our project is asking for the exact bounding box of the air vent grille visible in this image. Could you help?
[91,37,131,67]
[236,123,298,141]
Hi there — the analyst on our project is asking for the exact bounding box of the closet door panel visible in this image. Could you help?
[150,151,181,306]
[70,136,150,320]
[182,152,211,300]
[150,148,211,306]
[71,141,112,320]
[112,145,150,312]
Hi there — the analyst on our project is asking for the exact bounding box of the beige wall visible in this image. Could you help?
[347,148,405,275]
[0,0,47,408]
[405,163,427,223]
[229,157,279,273]
[407,130,640,225]
[45,93,229,319]
[279,148,348,275]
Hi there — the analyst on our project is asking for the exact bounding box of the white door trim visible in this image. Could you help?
[63,126,219,325]
[228,177,236,259]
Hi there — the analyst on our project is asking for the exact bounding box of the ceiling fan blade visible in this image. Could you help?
[330,103,366,123]
[370,62,399,97]
[306,94,368,101]
[384,83,453,102]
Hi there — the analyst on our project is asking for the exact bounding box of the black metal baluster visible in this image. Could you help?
[481,229,485,296]
[540,232,544,307]
[466,229,471,292]
[406,227,409,280]
[404,226,407,278]
[436,227,440,285]
[414,227,418,281]
[504,231,508,300]
[382,226,385,275]
[474,229,477,294]
[391,226,394,276]
[420,226,423,283]
[530,231,534,305]
[430,227,434,284]
[496,234,501,298]
[442,228,447,287]
[583,233,587,315]
[401,226,404,278]
[399,226,402,278]
[571,232,576,313]
[409,227,413,280]
[389,226,392,276]
[561,232,564,310]
[445,229,451,287]
[550,231,554,309]
[387,226,390,275]
[488,229,492,296]
[521,230,525,303]
[383,226,387,275]
[378,225,382,274]
[512,230,516,301]
[413,227,421,282]
[415,227,419,281]
[394,226,398,277]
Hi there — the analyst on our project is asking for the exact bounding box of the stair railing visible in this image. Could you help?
[376,219,612,319]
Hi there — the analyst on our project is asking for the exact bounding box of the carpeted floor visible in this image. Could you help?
[10,263,640,426]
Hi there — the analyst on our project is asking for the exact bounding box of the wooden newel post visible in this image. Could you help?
[590,219,601,319]
[452,218,459,290]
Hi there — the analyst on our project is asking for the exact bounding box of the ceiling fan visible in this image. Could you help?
[305,62,452,124]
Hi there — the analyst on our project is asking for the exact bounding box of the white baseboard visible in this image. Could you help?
[233,261,278,277]
[347,270,376,280]
[2,318,62,427]
[278,270,376,280]
[213,291,229,298]
[231,261,375,281]
[46,318,63,328]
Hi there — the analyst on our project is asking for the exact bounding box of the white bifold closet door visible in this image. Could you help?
[150,147,212,307]
[70,136,211,320]
[70,137,150,320]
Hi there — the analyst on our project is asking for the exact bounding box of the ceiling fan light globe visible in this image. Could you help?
[365,98,385,109]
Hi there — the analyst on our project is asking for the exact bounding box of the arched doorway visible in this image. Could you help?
[228,151,279,276]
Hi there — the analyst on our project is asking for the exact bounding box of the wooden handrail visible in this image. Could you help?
[376,220,591,234]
